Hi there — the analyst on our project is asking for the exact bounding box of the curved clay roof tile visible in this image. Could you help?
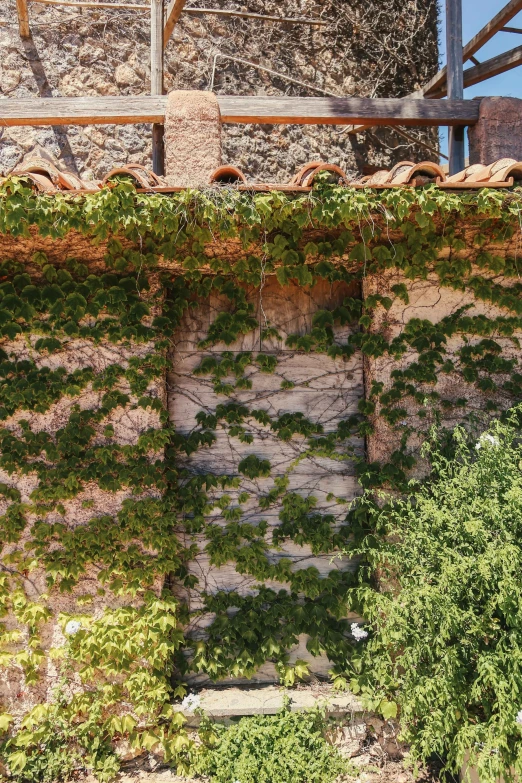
[291,161,327,186]
[209,165,247,185]
[489,161,522,183]
[302,163,348,187]
[401,161,446,184]
[446,163,486,183]
[122,163,164,187]
[102,166,157,189]
[363,170,392,186]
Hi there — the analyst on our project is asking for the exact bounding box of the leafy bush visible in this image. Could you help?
[192,701,349,783]
[352,410,522,782]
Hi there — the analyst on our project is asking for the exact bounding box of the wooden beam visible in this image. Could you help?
[151,0,164,175]
[462,0,522,59]
[427,44,522,99]
[501,26,522,33]
[217,96,479,127]
[163,0,186,49]
[30,0,327,24]
[423,0,522,98]
[30,0,150,8]
[446,0,465,175]
[0,96,482,128]
[0,96,167,126]
[16,0,30,38]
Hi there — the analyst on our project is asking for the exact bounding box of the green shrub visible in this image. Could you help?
[352,409,522,782]
[192,700,350,783]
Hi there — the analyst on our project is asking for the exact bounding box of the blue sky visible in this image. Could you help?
[438,0,522,158]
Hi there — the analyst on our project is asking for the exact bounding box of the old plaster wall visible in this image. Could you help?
[364,267,522,474]
[0,0,439,181]
[0,296,165,718]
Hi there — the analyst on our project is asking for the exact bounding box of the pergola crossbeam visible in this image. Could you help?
[0,96,481,128]
[422,0,522,98]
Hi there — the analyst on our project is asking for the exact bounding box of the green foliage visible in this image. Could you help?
[1,178,522,781]
[192,701,350,783]
[238,454,272,479]
[350,410,522,782]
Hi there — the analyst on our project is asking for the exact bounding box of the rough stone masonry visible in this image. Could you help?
[0,0,439,181]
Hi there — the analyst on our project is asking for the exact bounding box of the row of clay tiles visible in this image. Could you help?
[2,157,522,194]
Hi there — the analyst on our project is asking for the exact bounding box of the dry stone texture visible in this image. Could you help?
[0,0,439,181]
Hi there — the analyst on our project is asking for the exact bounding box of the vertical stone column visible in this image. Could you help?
[164,91,222,187]
[468,97,522,165]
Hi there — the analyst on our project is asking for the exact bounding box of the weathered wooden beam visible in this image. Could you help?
[423,0,522,98]
[427,44,522,99]
[0,96,482,127]
[463,0,522,59]
[30,0,150,8]
[151,0,164,175]
[16,0,30,37]
[30,0,327,24]
[446,0,465,175]
[217,96,479,126]
[163,0,186,49]
[502,26,522,33]
[0,97,167,125]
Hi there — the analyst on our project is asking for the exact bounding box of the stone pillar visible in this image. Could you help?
[468,97,522,165]
[164,91,222,187]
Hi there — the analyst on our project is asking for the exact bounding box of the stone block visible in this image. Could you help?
[164,91,222,187]
[468,97,522,165]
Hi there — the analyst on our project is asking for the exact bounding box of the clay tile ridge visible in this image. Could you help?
[1,157,521,194]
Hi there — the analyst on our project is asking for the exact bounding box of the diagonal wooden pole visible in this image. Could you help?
[151,0,164,175]
[446,0,465,175]
[163,0,187,49]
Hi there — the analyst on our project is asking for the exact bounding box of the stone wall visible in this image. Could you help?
[0,0,439,181]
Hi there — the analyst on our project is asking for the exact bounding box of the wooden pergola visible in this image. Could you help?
[8,0,522,176]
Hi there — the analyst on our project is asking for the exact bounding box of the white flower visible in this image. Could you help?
[181,693,201,712]
[475,433,500,450]
[65,620,82,636]
[351,622,369,641]
[516,709,522,725]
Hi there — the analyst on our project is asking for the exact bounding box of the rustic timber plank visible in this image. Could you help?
[0,96,481,127]
[428,45,522,99]
[218,97,478,126]
[423,0,522,98]
[0,96,167,126]
[462,0,522,60]
[163,0,186,49]
[16,0,30,38]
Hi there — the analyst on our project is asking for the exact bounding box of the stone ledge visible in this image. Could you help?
[179,684,363,726]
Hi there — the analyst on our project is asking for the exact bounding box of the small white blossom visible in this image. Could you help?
[65,620,82,636]
[351,622,369,641]
[475,433,500,450]
[516,709,522,726]
[181,693,201,712]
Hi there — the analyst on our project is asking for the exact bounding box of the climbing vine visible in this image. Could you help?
[0,176,522,780]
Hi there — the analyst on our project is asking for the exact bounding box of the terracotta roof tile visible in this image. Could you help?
[1,156,521,195]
